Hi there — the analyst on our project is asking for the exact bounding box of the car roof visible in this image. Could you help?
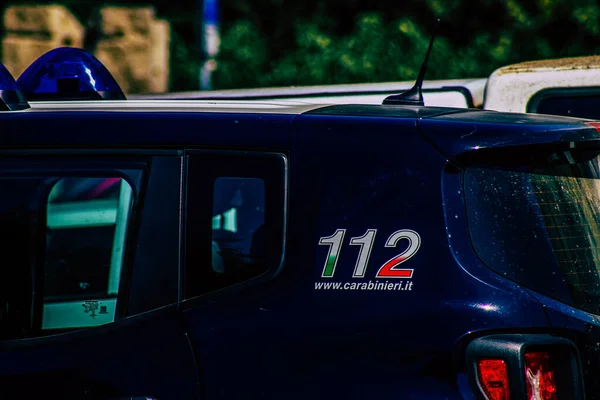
[492,55,600,74]
[0,100,593,158]
[19,99,594,124]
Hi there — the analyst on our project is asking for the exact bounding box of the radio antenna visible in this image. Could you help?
[383,18,440,106]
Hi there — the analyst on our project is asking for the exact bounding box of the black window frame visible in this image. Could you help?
[183,150,287,300]
[527,86,600,118]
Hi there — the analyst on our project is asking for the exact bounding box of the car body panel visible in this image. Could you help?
[0,100,598,399]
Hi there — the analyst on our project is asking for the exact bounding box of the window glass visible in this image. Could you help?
[42,177,133,331]
[464,152,600,315]
[534,94,600,119]
[185,153,286,298]
[211,177,265,277]
[0,178,48,339]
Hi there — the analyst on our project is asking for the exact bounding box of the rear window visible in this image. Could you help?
[528,88,600,119]
[535,95,600,119]
[464,151,600,314]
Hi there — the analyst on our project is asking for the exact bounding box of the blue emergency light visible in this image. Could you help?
[16,47,126,101]
[0,62,30,111]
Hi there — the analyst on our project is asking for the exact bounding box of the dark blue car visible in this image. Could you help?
[0,47,598,400]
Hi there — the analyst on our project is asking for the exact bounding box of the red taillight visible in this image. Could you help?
[477,359,510,400]
[524,352,557,400]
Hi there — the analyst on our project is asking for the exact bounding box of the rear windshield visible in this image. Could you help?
[534,94,600,119]
[464,152,600,314]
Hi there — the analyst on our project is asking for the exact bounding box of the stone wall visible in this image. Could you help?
[2,5,84,79]
[1,4,170,94]
[95,7,170,94]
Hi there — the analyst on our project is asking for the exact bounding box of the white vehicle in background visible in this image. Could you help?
[132,78,487,109]
[483,55,600,119]
[134,55,600,120]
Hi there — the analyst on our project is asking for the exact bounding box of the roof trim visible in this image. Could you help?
[27,100,328,114]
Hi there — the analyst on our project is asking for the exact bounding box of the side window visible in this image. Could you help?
[185,153,286,298]
[42,177,134,331]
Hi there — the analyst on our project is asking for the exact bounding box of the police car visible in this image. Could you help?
[0,47,598,400]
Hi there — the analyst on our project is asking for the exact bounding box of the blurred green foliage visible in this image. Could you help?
[211,0,600,90]
[7,0,600,91]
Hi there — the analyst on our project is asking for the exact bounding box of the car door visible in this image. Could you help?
[181,150,287,399]
[0,152,199,400]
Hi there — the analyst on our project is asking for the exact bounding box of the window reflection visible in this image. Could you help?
[43,177,133,331]
[211,177,265,277]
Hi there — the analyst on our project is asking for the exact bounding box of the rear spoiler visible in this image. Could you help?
[418,111,600,165]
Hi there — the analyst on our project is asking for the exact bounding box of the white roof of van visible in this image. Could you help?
[492,55,600,74]
[484,55,600,113]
